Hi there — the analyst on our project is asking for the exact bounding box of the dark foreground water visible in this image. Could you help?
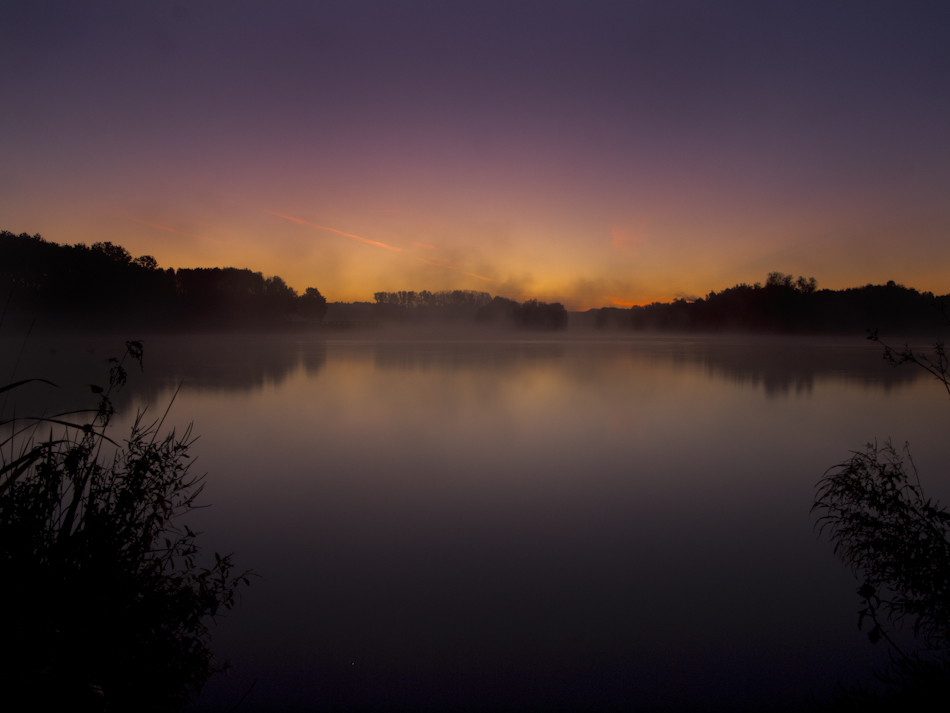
[4,330,950,711]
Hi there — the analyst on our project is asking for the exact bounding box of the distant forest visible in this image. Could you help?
[0,231,567,331]
[0,231,327,329]
[351,291,569,330]
[594,272,949,335]
[3,231,945,334]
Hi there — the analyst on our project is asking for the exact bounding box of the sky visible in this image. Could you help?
[2,1,949,309]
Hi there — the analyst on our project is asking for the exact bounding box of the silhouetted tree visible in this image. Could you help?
[300,287,328,322]
[133,255,159,270]
[475,296,520,323]
[514,299,568,330]
[264,275,298,316]
[600,273,946,335]
[91,241,132,264]
[0,231,329,330]
[371,290,494,321]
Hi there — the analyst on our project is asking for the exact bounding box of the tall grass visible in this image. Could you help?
[0,341,248,711]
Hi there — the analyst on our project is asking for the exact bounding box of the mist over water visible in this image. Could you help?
[5,332,949,710]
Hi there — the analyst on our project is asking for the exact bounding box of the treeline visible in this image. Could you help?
[595,272,948,335]
[371,289,493,321]
[327,291,568,329]
[374,290,493,310]
[475,296,569,330]
[0,231,327,329]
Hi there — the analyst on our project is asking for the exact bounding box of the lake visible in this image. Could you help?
[4,330,949,711]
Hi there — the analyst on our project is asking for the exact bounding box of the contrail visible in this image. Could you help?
[112,214,222,243]
[418,258,495,282]
[268,211,404,252]
[462,271,495,283]
[420,258,454,268]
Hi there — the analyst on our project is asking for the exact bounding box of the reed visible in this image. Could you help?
[0,341,248,711]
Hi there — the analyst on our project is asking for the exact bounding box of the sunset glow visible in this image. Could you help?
[5,5,950,710]
[2,3,949,308]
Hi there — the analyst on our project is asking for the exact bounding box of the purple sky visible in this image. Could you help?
[2,1,949,307]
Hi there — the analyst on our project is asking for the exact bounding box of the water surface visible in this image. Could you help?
[5,332,949,711]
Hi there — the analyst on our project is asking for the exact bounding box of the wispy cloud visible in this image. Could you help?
[420,258,452,268]
[418,258,495,282]
[112,213,222,243]
[610,225,647,253]
[268,211,404,252]
[462,271,495,283]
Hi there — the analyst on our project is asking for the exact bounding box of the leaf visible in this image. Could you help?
[0,378,58,395]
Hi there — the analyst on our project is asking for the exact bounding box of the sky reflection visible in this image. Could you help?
[4,333,948,709]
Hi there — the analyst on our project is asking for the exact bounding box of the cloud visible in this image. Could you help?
[417,258,495,282]
[419,258,454,268]
[411,242,438,250]
[462,271,495,283]
[610,225,647,253]
[551,276,645,311]
[268,211,404,252]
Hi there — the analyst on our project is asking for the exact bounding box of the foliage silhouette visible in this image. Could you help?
[510,298,568,330]
[371,289,494,322]
[596,273,948,335]
[867,304,950,399]
[357,290,568,329]
[814,442,950,709]
[0,230,326,330]
[0,341,248,711]
[814,307,950,708]
[299,286,328,323]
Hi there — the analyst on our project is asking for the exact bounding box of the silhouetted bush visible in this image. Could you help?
[815,316,950,709]
[0,342,247,711]
[814,442,950,708]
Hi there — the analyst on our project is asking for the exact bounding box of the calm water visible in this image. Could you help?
[5,331,950,711]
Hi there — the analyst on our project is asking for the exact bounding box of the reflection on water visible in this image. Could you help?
[3,332,948,711]
[1,333,922,404]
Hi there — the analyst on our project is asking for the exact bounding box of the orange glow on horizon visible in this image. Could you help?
[611,299,659,307]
